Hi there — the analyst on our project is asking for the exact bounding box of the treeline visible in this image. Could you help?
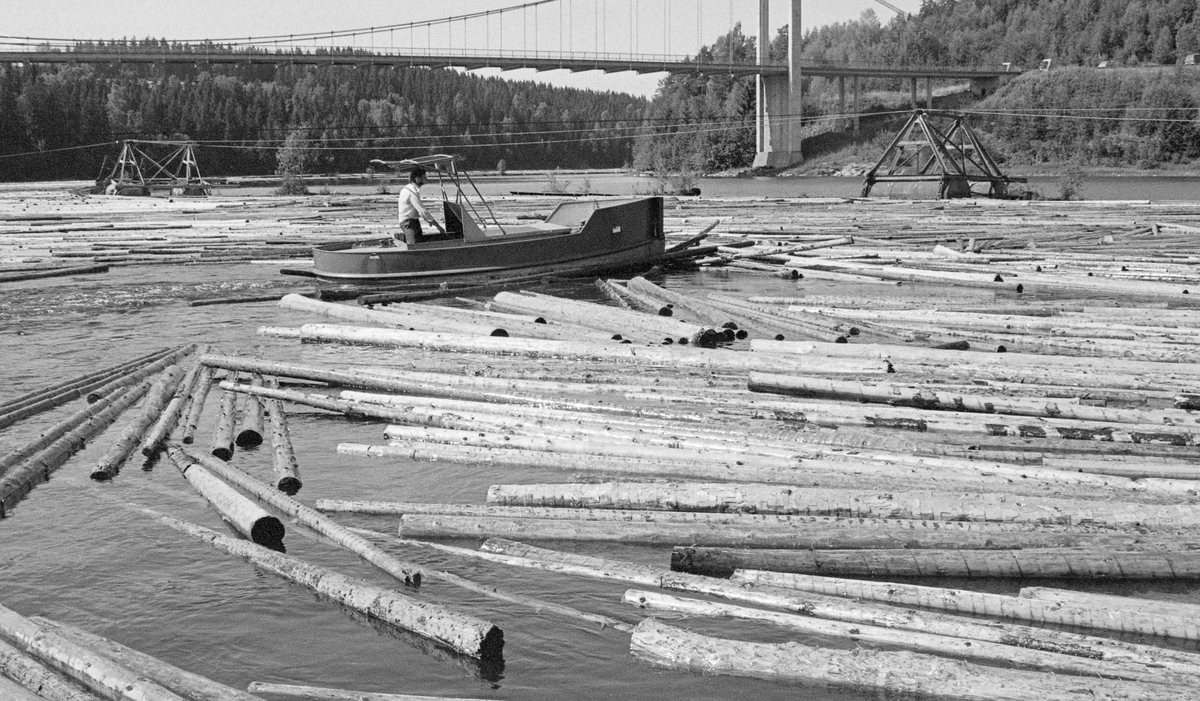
[804,0,1200,70]
[0,59,649,181]
[637,0,1200,172]
[979,66,1200,166]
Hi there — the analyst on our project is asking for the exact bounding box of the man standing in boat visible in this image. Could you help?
[397,166,445,245]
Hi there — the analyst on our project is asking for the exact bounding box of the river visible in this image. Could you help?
[0,181,1195,700]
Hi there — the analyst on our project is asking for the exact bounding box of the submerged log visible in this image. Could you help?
[179,365,215,445]
[91,365,187,481]
[0,345,176,417]
[0,603,191,701]
[0,382,153,479]
[173,446,423,586]
[624,589,1186,686]
[84,345,197,404]
[730,569,1200,643]
[166,447,285,551]
[672,546,1200,580]
[150,512,501,661]
[140,358,206,457]
[482,538,1200,673]
[32,617,264,701]
[0,383,150,518]
[628,618,1190,701]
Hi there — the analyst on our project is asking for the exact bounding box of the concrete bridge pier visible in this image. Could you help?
[753,0,803,169]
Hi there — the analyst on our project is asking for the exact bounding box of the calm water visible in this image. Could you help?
[1,193,1197,699]
[0,263,886,700]
[442,172,1200,202]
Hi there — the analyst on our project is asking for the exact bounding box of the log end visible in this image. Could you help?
[250,516,286,553]
[211,446,233,461]
[235,430,264,449]
[276,477,302,496]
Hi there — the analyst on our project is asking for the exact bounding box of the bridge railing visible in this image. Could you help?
[0,38,1009,77]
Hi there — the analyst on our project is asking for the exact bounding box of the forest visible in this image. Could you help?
[0,58,649,182]
[1,0,1199,181]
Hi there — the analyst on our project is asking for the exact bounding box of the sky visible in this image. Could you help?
[3,0,921,97]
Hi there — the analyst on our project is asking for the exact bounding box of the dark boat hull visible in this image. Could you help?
[311,197,665,283]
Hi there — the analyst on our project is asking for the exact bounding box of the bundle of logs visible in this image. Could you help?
[6,192,1200,699]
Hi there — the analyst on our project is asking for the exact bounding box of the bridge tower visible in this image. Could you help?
[753,0,803,169]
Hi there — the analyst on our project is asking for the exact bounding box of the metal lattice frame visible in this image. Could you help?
[861,111,1022,198]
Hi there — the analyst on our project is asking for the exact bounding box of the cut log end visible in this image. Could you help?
[250,516,286,552]
[276,477,303,496]
[211,446,233,461]
[235,430,264,448]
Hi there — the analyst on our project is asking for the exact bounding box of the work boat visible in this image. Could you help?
[311,155,665,283]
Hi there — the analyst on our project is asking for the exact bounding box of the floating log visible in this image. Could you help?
[149,511,500,661]
[624,589,1186,686]
[0,602,192,701]
[91,364,187,481]
[628,618,1189,701]
[0,637,105,701]
[0,346,185,431]
[748,373,1200,425]
[624,276,748,339]
[492,290,719,346]
[0,264,109,283]
[1,383,150,518]
[485,481,1200,528]
[178,365,215,444]
[392,513,1164,551]
[321,499,1160,549]
[672,546,1200,580]
[482,538,1200,672]
[84,345,197,404]
[266,379,302,495]
[0,381,156,479]
[32,616,264,701]
[280,293,512,337]
[1019,587,1200,625]
[166,447,285,550]
[730,569,1200,643]
[140,359,205,457]
[173,446,423,586]
[348,527,634,633]
[770,397,1200,445]
[256,324,891,375]
[0,673,46,701]
[234,375,265,448]
[0,345,175,417]
[221,373,702,424]
[210,389,238,460]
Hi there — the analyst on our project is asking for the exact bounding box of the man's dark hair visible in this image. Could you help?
[409,167,426,183]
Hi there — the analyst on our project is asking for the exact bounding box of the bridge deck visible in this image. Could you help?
[0,50,1012,81]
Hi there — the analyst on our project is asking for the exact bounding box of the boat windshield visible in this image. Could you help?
[369,154,506,234]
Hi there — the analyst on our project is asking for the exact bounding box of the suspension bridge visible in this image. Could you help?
[0,0,1014,167]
